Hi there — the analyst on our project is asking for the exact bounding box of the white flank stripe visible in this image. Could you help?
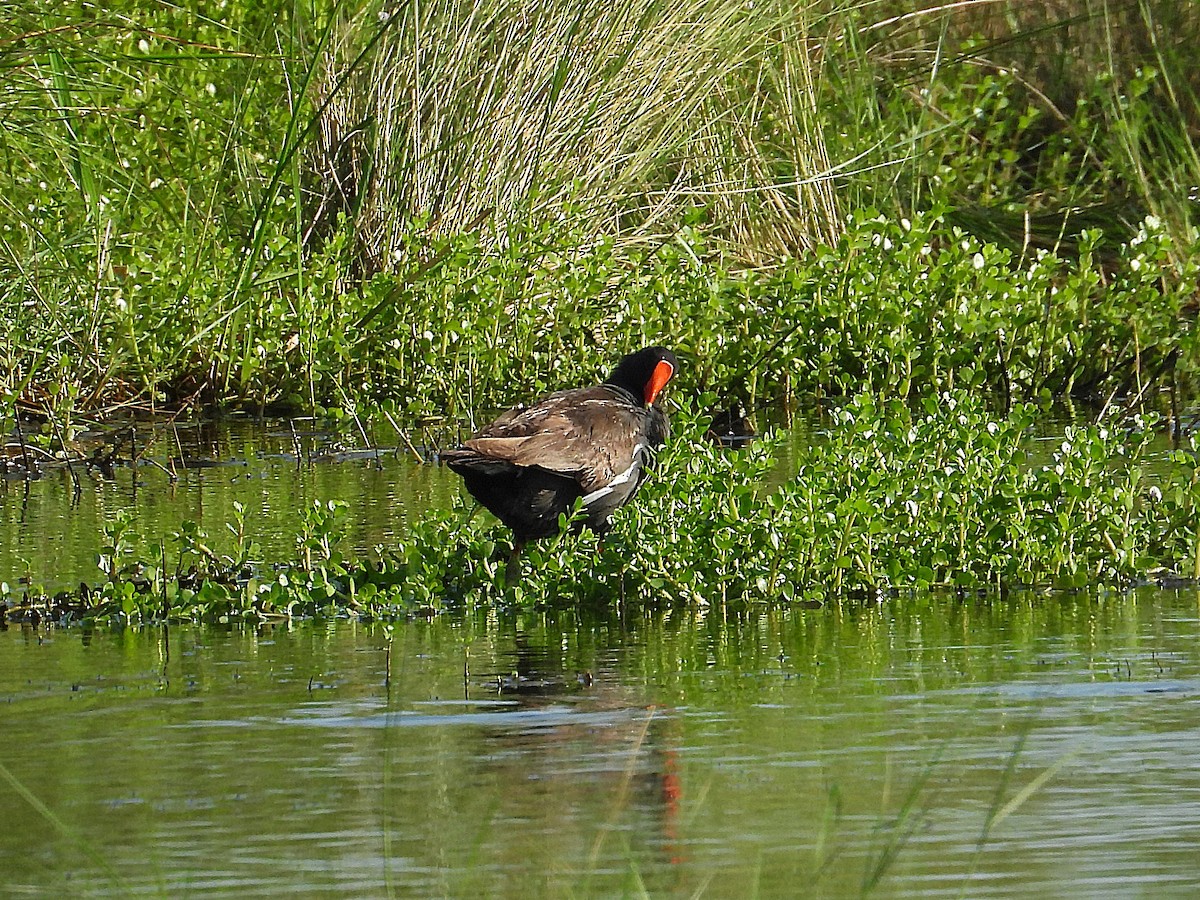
[581,443,646,505]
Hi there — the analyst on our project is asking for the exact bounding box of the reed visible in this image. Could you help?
[3,0,1199,419]
[307,0,842,271]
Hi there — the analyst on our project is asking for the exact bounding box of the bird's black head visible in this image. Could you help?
[604,346,678,406]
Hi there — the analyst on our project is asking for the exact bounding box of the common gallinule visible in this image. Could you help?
[443,346,677,577]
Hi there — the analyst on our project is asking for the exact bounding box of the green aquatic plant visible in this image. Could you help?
[15,392,1200,626]
[397,392,1200,608]
[97,510,141,584]
[611,394,1198,602]
[332,208,1200,423]
[4,1,1200,420]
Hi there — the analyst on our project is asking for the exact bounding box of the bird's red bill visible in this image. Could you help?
[645,359,675,405]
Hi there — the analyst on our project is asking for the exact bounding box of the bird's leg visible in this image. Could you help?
[504,541,525,588]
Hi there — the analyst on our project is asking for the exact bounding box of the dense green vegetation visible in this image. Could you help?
[7,393,1200,624]
[6,0,1200,613]
[4,0,1200,420]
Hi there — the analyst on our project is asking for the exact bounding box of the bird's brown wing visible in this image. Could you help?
[459,385,653,493]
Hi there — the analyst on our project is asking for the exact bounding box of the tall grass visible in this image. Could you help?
[307,0,843,269]
[831,0,1200,259]
[0,1,317,414]
[2,0,1199,418]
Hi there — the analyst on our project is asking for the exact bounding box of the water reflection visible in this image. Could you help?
[0,419,462,590]
[1,593,1199,896]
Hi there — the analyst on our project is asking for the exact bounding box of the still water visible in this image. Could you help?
[1,419,459,589]
[3,421,1200,896]
[3,597,1200,897]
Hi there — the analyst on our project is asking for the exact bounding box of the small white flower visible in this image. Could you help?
[138,38,150,53]
[205,83,217,96]
[906,499,919,517]
[973,252,985,269]
[1130,258,1142,271]
[901,218,912,232]
[1148,486,1163,502]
